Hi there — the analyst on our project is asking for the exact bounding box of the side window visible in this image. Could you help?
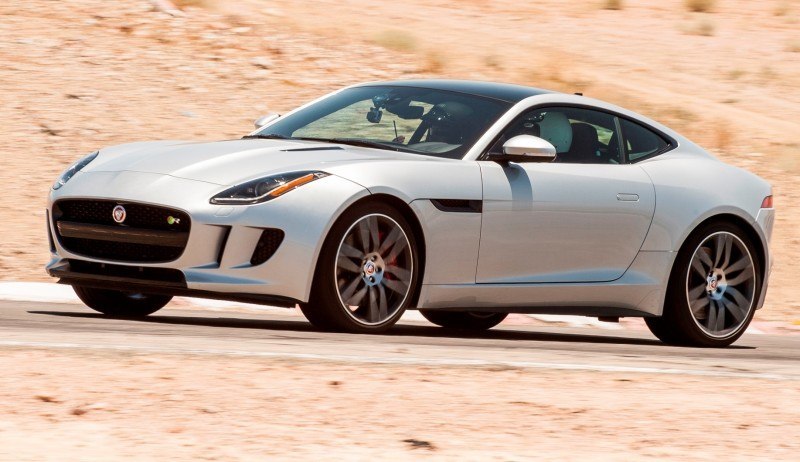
[619,118,669,162]
[487,107,623,164]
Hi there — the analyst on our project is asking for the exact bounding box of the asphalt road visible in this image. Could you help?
[1,300,798,380]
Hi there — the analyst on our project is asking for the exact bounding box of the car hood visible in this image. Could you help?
[87,139,427,185]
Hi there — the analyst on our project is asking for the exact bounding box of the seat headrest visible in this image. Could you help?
[538,111,573,153]
[571,122,598,143]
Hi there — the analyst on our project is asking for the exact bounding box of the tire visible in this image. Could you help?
[73,286,171,317]
[419,310,508,330]
[646,222,762,347]
[300,202,420,333]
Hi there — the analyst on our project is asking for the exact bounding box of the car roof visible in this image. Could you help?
[356,79,554,103]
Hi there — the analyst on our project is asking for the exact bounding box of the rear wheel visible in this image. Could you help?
[73,286,171,317]
[300,203,419,333]
[420,310,508,330]
[646,222,761,347]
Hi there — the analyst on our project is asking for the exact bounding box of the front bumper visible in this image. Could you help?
[46,170,368,303]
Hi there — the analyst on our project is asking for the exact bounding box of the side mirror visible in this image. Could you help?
[494,135,557,163]
[254,113,280,129]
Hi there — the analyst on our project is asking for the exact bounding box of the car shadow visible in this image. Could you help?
[25,308,753,349]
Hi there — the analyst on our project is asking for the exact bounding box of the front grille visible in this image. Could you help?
[53,199,191,263]
[250,229,285,265]
[54,200,190,232]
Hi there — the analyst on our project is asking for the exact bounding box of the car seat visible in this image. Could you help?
[561,122,600,163]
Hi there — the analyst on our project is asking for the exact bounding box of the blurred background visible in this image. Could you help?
[0,0,798,321]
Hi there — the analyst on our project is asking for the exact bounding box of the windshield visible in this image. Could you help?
[250,86,511,159]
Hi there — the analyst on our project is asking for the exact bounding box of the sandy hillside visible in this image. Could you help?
[0,0,798,321]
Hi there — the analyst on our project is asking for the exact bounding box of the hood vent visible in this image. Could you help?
[281,146,344,152]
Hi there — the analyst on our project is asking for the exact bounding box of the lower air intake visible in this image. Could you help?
[250,229,285,266]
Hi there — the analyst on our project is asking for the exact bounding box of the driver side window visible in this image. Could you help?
[488,107,623,164]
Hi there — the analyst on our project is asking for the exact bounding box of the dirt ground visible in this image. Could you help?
[0,0,798,321]
[0,348,796,461]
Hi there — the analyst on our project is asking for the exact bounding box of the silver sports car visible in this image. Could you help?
[46,80,774,347]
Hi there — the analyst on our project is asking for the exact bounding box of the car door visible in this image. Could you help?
[475,106,656,284]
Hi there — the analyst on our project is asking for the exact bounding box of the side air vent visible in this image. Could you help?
[250,229,285,266]
[430,199,483,213]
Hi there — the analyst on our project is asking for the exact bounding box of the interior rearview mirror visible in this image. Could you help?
[254,113,280,129]
[495,135,557,163]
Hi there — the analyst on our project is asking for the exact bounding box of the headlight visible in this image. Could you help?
[210,171,328,205]
[52,151,99,190]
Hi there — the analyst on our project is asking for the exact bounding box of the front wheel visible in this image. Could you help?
[420,310,508,330]
[300,203,420,333]
[646,222,761,347]
[73,286,172,317]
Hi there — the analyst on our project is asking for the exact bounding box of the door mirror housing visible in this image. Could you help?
[254,113,280,129]
[493,135,557,163]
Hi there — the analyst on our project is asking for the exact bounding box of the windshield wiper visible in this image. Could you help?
[241,133,293,140]
[242,135,411,153]
[297,137,405,152]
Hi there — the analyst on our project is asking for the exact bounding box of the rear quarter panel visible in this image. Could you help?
[638,152,772,253]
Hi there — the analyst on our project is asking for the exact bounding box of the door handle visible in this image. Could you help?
[616,193,640,202]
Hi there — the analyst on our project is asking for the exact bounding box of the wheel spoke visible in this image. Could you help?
[349,286,368,306]
[690,296,710,318]
[340,276,362,302]
[721,234,733,268]
[713,234,727,267]
[340,242,364,260]
[358,219,371,253]
[724,286,750,323]
[714,300,725,331]
[688,282,706,300]
[725,256,750,274]
[383,277,408,295]
[368,216,380,253]
[707,300,719,331]
[697,248,714,269]
[378,226,403,255]
[337,255,361,273]
[386,239,409,264]
[385,265,411,283]
[692,251,711,279]
[378,284,388,320]
[367,286,379,322]
[726,269,754,286]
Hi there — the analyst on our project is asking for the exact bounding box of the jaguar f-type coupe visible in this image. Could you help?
[46,80,774,347]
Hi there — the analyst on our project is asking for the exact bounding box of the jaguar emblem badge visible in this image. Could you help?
[112,205,127,224]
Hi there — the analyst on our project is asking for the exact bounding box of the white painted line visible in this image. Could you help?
[0,340,791,381]
[528,314,624,330]
[0,282,79,303]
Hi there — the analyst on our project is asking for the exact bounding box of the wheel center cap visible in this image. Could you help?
[706,271,728,300]
[362,253,385,287]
